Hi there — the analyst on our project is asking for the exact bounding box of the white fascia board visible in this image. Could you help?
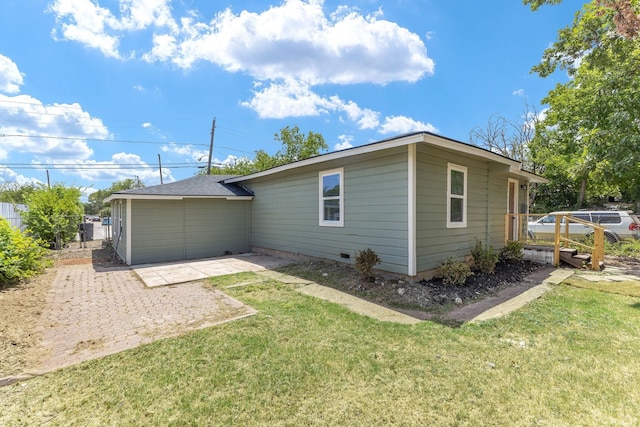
[225,196,253,201]
[508,166,548,184]
[225,133,426,183]
[104,194,253,203]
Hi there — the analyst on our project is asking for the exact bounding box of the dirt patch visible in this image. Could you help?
[0,269,54,378]
[0,240,123,378]
[604,256,640,277]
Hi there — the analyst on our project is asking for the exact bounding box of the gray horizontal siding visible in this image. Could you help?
[184,199,250,258]
[131,200,185,264]
[246,147,410,274]
[415,145,510,271]
[129,199,249,264]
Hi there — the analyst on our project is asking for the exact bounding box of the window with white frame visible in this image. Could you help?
[319,168,344,227]
[447,163,467,228]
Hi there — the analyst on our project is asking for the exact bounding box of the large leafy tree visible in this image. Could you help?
[21,184,84,248]
[212,126,327,175]
[527,0,640,208]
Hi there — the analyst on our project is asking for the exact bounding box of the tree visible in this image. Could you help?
[0,182,38,204]
[21,184,84,248]
[526,0,640,208]
[212,126,327,175]
[274,125,328,164]
[86,178,143,217]
[469,103,545,209]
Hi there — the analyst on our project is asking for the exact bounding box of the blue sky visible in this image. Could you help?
[0,0,584,195]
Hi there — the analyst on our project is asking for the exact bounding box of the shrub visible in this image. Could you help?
[436,258,473,286]
[0,218,48,285]
[21,184,84,249]
[471,239,499,274]
[355,248,381,279]
[500,240,524,263]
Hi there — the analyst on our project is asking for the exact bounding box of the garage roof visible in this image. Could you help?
[104,175,253,202]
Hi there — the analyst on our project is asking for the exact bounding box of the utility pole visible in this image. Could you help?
[46,170,51,188]
[158,153,163,184]
[207,117,216,175]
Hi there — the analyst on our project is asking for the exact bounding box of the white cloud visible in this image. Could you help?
[378,115,438,135]
[240,78,337,118]
[49,0,177,59]
[334,134,353,151]
[0,94,110,161]
[160,142,196,156]
[512,88,525,96]
[0,54,24,94]
[0,167,43,185]
[51,0,433,86]
[60,152,174,185]
[49,0,124,58]
[151,0,433,85]
[133,84,145,91]
[242,79,435,135]
[142,122,152,128]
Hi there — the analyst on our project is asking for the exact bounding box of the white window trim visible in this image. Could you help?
[447,163,467,228]
[319,168,344,227]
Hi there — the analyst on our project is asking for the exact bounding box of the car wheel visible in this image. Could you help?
[604,232,620,244]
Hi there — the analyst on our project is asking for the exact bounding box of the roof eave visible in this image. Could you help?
[226,132,525,183]
[104,194,253,203]
[509,166,548,184]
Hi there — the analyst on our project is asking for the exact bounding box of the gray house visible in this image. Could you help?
[106,132,546,278]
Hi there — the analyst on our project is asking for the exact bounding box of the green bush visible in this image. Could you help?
[500,240,524,263]
[436,258,473,286]
[471,239,499,274]
[355,248,381,279]
[21,184,84,248]
[0,218,48,285]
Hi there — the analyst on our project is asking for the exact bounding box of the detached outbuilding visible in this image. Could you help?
[106,132,546,278]
[104,175,253,265]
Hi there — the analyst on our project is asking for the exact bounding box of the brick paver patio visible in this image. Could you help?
[33,263,255,373]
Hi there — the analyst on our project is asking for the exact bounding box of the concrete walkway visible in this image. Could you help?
[133,253,292,287]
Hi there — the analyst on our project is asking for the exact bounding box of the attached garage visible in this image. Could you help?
[105,175,253,265]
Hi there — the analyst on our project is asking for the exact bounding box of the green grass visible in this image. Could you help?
[2,273,640,426]
[607,238,640,257]
[564,276,640,297]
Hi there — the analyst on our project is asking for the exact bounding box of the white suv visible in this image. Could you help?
[528,210,640,243]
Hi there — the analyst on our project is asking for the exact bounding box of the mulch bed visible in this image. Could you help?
[293,259,549,323]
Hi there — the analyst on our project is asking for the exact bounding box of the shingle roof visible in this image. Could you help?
[111,175,253,198]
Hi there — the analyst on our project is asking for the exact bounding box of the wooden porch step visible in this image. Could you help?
[559,248,591,269]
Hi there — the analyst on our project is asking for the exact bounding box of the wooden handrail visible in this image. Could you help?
[505,213,605,271]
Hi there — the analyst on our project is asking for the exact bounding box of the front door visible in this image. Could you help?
[507,179,519,241]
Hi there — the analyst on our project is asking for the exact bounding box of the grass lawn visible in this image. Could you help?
[1,273,639,426]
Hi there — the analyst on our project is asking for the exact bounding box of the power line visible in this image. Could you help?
[0,133,208,147]
[0,163,210,170]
